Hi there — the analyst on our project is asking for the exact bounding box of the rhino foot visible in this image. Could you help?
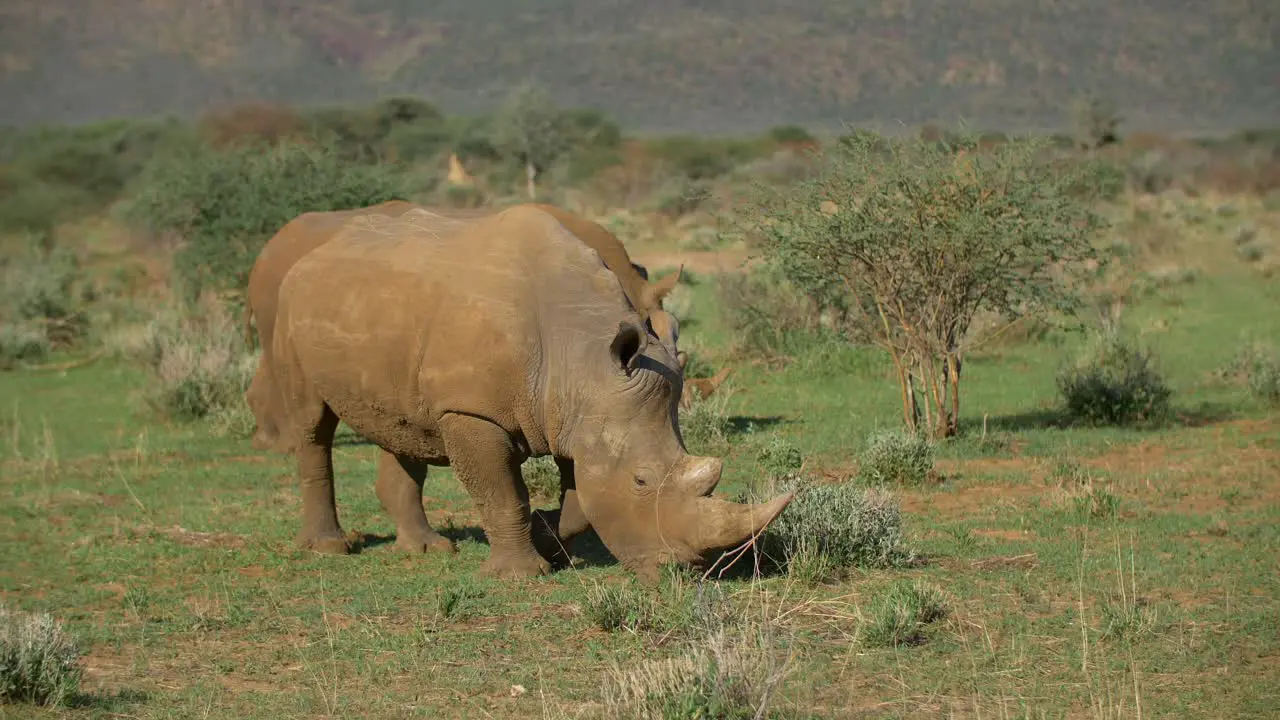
[481,548,552,579]
[298,531,353,555]
[394,531,457,555]
[530,511,574,569]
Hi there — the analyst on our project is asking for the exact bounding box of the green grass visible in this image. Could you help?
[3,226,1280,717]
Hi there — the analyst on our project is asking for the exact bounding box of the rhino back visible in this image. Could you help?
[275,205,638,456]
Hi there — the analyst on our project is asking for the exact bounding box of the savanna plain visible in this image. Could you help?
[1,98,1279,719]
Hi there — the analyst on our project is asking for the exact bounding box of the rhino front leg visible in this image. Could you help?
[440,413,552,578]
[294,403,351,554]
[530,459,593,567]
[375,451,456,555]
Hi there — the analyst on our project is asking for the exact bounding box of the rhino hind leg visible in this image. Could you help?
[246,314,299,454]
[440,413,552,578]
[375,451,456,554]
[245,359,276,450]
[293,402,351,554]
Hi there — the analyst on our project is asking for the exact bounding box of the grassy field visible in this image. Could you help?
[2,188,1279,718]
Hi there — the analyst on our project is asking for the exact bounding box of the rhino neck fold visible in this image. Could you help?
[533,340,587,461]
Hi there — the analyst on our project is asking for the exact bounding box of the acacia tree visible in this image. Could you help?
[491,83,573,199]
[737,130,1108,438]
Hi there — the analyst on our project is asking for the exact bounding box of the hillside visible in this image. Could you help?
[0,0,1275,134]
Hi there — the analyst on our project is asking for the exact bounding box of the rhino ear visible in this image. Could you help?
[643,265,683,308]
[610,320,649,374]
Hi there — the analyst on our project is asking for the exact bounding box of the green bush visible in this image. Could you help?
[644,135,769,181]
[0,118,197,234]
[520,456,560,501]
[1057,330,1173,425]
[0,604,84,707]
[857,430,936,486]
[124,138,409,303]
[860,580,949,648]
[766,124,816,145]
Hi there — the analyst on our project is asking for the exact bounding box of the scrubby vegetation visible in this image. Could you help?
[0,605,84,707]
[1,88,1279,717]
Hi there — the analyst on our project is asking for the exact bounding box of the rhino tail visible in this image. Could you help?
[242,301,256,350]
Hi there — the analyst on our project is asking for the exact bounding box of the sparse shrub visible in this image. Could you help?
[1073,483,1120,521]
[716,266,836,359]
[1215,340,1280,408]
[585,565,734,638]
[1050,457,1090,489]
[110,294,255,427]
[0,323,50,370]
[0,604,84,707]
[585,583,654,633]
[1235,242,1265,263]
[860,579,949,648]
[124,137,408,304]
[603,626,790,720]
[744,476,916,580]
[0,243,92,357]
[521,456,561,501]
[1057,330,1173,426]
[1071,92,1121,150]
[857,430,936,486]
[755,436,804,479]
[644,135,768,182]
[650,176,712,218]
[679,388,734,455]
[439,183,486,208]
[766,124,816,146]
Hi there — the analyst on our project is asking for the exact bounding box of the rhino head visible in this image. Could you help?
[563,320,793,580]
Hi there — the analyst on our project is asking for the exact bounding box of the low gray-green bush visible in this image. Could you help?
[857,430,936,486]
[1217,340,1280,408]
[743,476,916,581]
[0,605,84,707]
[108,295,255,430]
[0,243,92,362]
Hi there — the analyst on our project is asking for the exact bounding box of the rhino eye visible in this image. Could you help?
[634,475,647,487]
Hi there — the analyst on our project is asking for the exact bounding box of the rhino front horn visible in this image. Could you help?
[688,491,795,552]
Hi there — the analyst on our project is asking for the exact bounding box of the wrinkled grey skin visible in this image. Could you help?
[269,206,793,580]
